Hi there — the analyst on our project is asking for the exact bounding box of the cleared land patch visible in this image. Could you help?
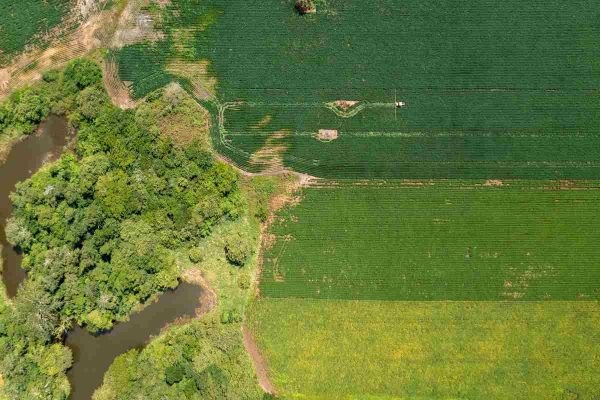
[260,180,600,300]
[248,299,600,400]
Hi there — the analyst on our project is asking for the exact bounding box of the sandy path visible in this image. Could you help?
[242,325,278,395]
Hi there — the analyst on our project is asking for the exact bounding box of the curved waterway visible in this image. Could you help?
[0,115,72,296]
[0,116,204,400]
[66,282,202,400]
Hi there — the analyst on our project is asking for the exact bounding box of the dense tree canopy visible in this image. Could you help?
[0,58,248,399]
[93,317,265,400]
[6,65,241,334]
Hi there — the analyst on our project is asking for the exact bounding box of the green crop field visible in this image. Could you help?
[260,180,600,301]
[253,180,600,397]
[248,299,600,400]
[115,0,600,178]
[0,0,72,63]
[109,2,600,397]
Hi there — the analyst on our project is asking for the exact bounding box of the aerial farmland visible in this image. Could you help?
[0,0,598,399]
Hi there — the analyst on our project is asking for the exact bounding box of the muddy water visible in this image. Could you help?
[0,116,204,400]
[0,115,72,296]
[66,282,202,400]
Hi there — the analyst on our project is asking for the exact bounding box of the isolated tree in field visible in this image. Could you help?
[295,0,316,15]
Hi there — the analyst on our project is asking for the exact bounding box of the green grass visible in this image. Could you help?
[0,0,71,63]
[260,181,600,300]
[115,0,600,178]
[248,299,600,400]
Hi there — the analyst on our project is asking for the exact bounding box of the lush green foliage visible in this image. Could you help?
[0,59,248,399]
[0,283,72,399]
[0,0,71,64]
[7,82,242,334]
[0,57,103,160]
[0,85,51,137]
[249,299,600,400]
[220,96,600,178]
[0,58,108,400]
[261,181,600,300]
[93,316,264,400]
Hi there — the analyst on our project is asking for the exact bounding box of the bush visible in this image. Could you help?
[12,87,50,125]
[220,309,242,324]
[37,343,73,376]
[83,310,113,333]
[165,363,186,385]
[42,69,60,83]
[224,233,253,267]
[63,58,102,90]
[188,247,203,263]
[5,216,33,251]
[238,273,251,290]
[77,85,110,120]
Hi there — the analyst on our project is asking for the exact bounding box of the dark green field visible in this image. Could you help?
[116,0,600,178]
[260,181,600,300]
[0,0,71,63]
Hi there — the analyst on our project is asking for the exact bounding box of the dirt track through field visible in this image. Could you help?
[242,325,278,395]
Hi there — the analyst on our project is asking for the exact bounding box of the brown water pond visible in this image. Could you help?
[0,116,203,399]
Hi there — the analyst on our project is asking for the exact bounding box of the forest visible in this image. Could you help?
[0,58,260,399]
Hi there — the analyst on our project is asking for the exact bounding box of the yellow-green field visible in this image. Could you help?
[248,299,600,400]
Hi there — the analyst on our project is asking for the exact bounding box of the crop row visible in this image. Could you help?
[260,183,600,300]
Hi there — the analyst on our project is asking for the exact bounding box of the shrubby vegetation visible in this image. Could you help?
[93,316,266,400]
[6,60,241,333]
[0,84,50,137]
[0,58,104,160]
[0,58,105,400]
[0,58,250,399]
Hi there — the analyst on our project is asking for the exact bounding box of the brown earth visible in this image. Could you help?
[249,130,290,173]
[333,100,358,111]
[103,58,137,109]
[242,325,278,395]
[0,2,121,100]
[0,0,160,107]
[484,179,503,187]
[317,129,339,141]
[165,60,216,100]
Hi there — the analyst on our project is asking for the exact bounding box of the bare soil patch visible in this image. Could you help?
[0,2,121,100]
[165,60,216,100]
[249,130,290,173]
[333,100,358,111]
[110,0,165,49]
[484,179,503,187]
[103,58,137,109]
[242,325,277,395]
[252,115,273,129]
[317,129,339,141]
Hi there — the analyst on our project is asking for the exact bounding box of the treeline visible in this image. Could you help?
[0,59,102,151]
[0,59,249,399]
